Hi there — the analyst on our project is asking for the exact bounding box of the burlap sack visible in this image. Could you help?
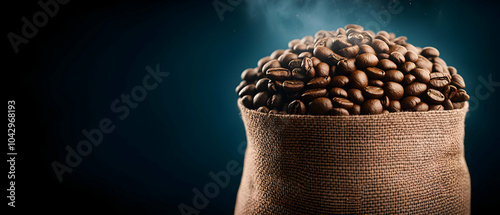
[235,101,470,215]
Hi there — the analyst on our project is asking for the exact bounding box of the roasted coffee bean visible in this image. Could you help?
[384,82,404,100]
[288,100,306,114]
[451,74,466,89]
[380,95,390,108]
[365,67,385,79]
[443,85,458,99]
[347,33,364,45]
[257,56,272,70]
[415,56,433,72]
[298,51,312,59]
[313,46,345,64]
[278,53,299,67]
[361,99,383,115]
[311,57,321,67]
[363,86,384,99]
[448,66,458,75]
[288,39,301,49]
[453,102,466,109]
[282,80,305,92]
[350,104,361,115]
[402,74,416,85]
[301,88,327,102]
[421,47,440,58]
[288,59,303,69]
[307,76,331,88]
[301,57,314,72]
[241,95,253,109]
[257,106,270,113]
[347,70,367,89]
[329,87,348,98]
[332,97,354,109]
[404,50,418,62]
[388,100,401,112]
[253,91,269,108]
[267,68,291,81]
[267,94,283,109]
[410,68,431,83]
[400,96,421,110]
[377,59,397,70]
[412,102,429,112]
[329,65,337,77]
[384,70,404,83]
[291,68,307,80]
[432,63,444,73]
[429,104,444,111]
[270,49,285,60]
[293,44,308,53]
[451,89,470,102]
[332,38,351,51]
[268,80,278,93]
[236,80,247,94]
[371,39,389,53]
[375,34,392,45]
[336,58,356,75]
[389,52,405,65]
[377,31,390,39]
[393,36,407,45]
[241,68,258,82]
[347,88,365,105]
[309,97,333,115]
[356,53,379,69]
[262,59,281,73]
[377,53,390,59]
[400,61,417,74]
[369,79,384,87]
[314,36,334,48]
[405,82,427,96]
[443,99,454,110]
[315,62,330,77]
[424,89,445,104]
[238,84,256,97]
[331,75,350,88]
[429,72,451,89]
[389,45,407,55]
[359,44,376,54]
[339,45,359,58]
[330,108,350,116]
[405,43,419,54]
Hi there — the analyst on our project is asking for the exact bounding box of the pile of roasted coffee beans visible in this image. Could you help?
[236,24,470,115]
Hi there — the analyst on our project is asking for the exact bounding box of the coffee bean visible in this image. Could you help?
[350,104,361,115]
[291,68,307,80]
[332,97,354,109]
[336,58,357,75]
[410,68,431,83]
[332,38,352,51]
[375,34,392,45]
[307,76,331,88]
[405,43,419,54]
[451,89,470,102]
[443,85,458,99]
[350,70,368,89]
[315,62,330,77]
[371,39,389,53]
[288,39,301,49]
[448,66,458,75]
[452,102,466,109]
[429,72,451,89]
[254,78,269,92]
[363,86,384,99]
[288,59,303,69]
[313,46,345,64]
[267,94,283,109]
[241,68,258,82]
[412,102,429,112]
[287,100,306,114]
[311,57,321,67]
[268,80,278,93]
[432,63,444,73]
[257,56,272,70]
[415,56,433,72]
[339,45,359,58]
[388,100,401,112]
[329,65,337,77]
[331,75,350,88]
[400,62,417,74]
[389,45,407,55]
[356,53,379,69]
[270,49,285,60]
[345,24,364,31]
[253,91,269,108]
[293,44,308,53]
[402,74,416,85]
[400,96,421,110]
[404,51,418,62]
[329,87,348,98]
[405,82,427,96]
[377,31,390,39]
[347,88,365,104]
[451,74,466,89]
[241,95,253,109]
[393,36,407,45]
[301,57,314,72]
[236,80,247,94]
[266,68,291,81]
[314,36,334,48]
[389,52,406,65]
[359,44,376,54]
[377,53,390,59]
[301,88,327,102]
[309,97,333,115]
[365,67,386,79]
[278,53,299,67]
[330,108,350,116]
[262,59,282,73]
[282,80,304,92]
[257,106,270,113]
[424,89,445,104]
[298,51,313,59]
[361,99,383,115]
[238,84,256,97]
[429,105,444,111]
[369,79,384,87]
[377,59,397,70]
[384,70,404,83]
[384,82,404,100]
[380,95,390,108]
[433,57,448,73]
[442,99,454,110]
[421,47,440,58]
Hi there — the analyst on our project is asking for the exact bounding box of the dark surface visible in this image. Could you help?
[4,0,500,214]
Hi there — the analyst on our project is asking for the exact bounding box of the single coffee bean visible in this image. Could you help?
[415,56,433,72]
[377,59,397,70]
[315,62,330,77]
[347,88,365,104]
[371,39,389,53]
[301,35,314,44]
[314,36,334,48]
[389,45,407,55]
[339,45,359,58]
[307,76,331,88]
[384,70,404,83]
[238,84,256,97]
[298,51,312,59]
[359,44,376,54]
[369,79,384,87]
[336,58,356,75]
[330,108,350,116]
[434,57,448,73]
[253,91,269,108]
[393,36,407,45]
[350,104,361,115]
[400,96,421,110]
[262,59,281,73]
[384,82,404,100]
[347,33,364,45]
[268,80,278,93]
[267,94,283,109]
[349,70,368,89]
[288,59,302,69]
[288,39,301,49]
[309,97,333,115]
[404,50,418,62]
[452,102,466,109]
[361,99,383,115]
[301,88,327,102]
[424,88,445,104]
[301,57,314,72]
[405,82,427,96]
[451,89,470,102]
[257,56,272,70]
[432,63,444,73]
[313,46,345,64]
[241,95,253,109]
[375,34,392,45]
[400,61,417,74]
[255,78,270,92]
[331,75,350,88]
[293,44,308,53]
[389,52,405,65]
[421,47,440,58]
[288,99,306,114]
[282,80,305,92]
[429,72,451,89]
[363,86,384,99]
[387,100,401,112]
[365,67,386,79]
[410,68,431,83]
[380,95,390,108]
[329,87,348,98]
[329,65,337,77]
[270,49,285,60]
[429,104,444,111]
[442,99,454,110]
[451,74,466,89]
[278,53,299,67]
[332,38,352,51]
[236,80,247,94]
[356,53,379,69]
[443,85,458,99]
[405,43,419,54]
[332,97,354,109]
[377,53,390,59]
[412,102,429,112]
[266,68,291,81]
[402,74,416,85]
[291,68,307,80]
[257,106,270,113]
[241,68,258,82]
[310,57,321,67]
[448,66,458,75]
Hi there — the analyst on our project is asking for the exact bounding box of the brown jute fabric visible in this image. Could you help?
[235,101,470,215]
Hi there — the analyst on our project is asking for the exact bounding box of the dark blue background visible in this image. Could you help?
[5,0,499,214]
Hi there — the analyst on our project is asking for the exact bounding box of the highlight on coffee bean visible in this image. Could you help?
[236,24,470,115]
